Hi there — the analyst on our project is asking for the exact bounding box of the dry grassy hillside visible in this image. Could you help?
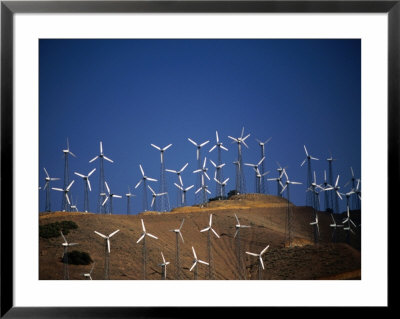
[39,194,361,280]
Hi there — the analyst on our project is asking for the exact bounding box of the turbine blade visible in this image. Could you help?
[74,172,85,178]
[100,141,103,154]
[105,181,110,194]
[192,246,197,259]
[260,257,265,270]
[163,143,172,151]
[234,229,239,238]
[147,178,157,182]
[102,196,109,206]
[147,233,158,240]
[179,219,185,230]
[188,138,197,146]
[198,260,209,266]
[43,167,49,178]
[200,140,209,147]
[151,143,161,151]
[66,180,75,191]
[103,156,113,163]
[190,261,197,272]
[246,252,258,257]
[107,239,110,254]
[220,145,228,151]
[136,233,145,244]
[211,228,220,238]
[139,165,145,177]
[179,231,184,243]
[94,231,107,239]
[216,130,219,143]
[148,185,156,195]
[180,163,189,172]
[88,168,96,176]
[87,179,92,192]
[89,156,98,163]
[109,229,120,237]
[304,145,308,156]
[135,179,142,189]
[260,245,270,255]
[141,219,146,232]
[234,213,240,225]
[60,231,67,244]
[65,193,71,205]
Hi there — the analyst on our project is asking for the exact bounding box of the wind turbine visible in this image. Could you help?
[342,190,357,244]
[209,130,228,195]
[166,163,189,207]
[169,219,185,279]
[147,185,167,212]
[234,213,251,279]
[228,126,250,194]
[246,245,269,280]
[173,182,194,207]
[280,169,302,247]
[135,164,157,212]
[325,175,343,214]
[70,196,78,212]
[136,219,158,279]
[94,229,119,280]
[43,167,60,212]
[195,174,211,206]
[74,168,96,212]
[300,145,319,207]
[255,137,272,193]
[329,213,344,243]
[61,138,76,212]
[190,246,209,280]
[307,171,324,243]
[210,159,226,198]
[200,214,220,279]
[52,180,75,212]
[151,143,172,212]
[309,212,320,244]
[188,138,209,204]
[102,181,122,214]
[344,166,359,210]
[244,157,266,193]
[214,175,229,199]
[158,252,170,280]
[354,179,361,210]
[60,231,78,280]
[321,170,332,212]
[267,162,286,197]
[89,141,113,214]
[254,168,270,194]
[125,187,136,214]
[82,262,95,280]
[326,152,337,215]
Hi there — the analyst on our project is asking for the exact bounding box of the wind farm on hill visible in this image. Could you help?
[39,127,361,280]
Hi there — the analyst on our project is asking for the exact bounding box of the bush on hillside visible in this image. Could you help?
[62,250,92,265]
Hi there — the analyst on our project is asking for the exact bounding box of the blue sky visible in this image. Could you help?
[39,39,361,214]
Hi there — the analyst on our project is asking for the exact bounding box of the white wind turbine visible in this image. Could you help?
[280,169,302,247]
[255,137,272,193]
[173,183,194,207]
[188,138,210,204]
[102,181,122,214]
[169,219,185,279]
[309,213,320,244]
[209,130,228,196]
[94,229,120,280]
[246,245,270,280]
[137,219,158,280]
[190,246,209,280]
[135,164,157,212]
[52,180,75,212]
[200,214,220,279]
[342,191,357,244]
[300,145,319,207]
[210,159,226,198]
[60,231,78,280]
[267,162,286,197]
[244,157,266,193]
[70,197,78,212]
[228,127,250,194]
[43,167,60,212]
[325,175,343,214]
[125,187,136,214]
[159,252,170,280]
[147,185,167,212]
[193,157,211,181]
[82,262,95,280]
[214,175,229,199]
[61,138,77,212]
[165,163,189,187]
[195,174,211,206]
[234,213,251,279]
[151,143,172,212]
[89,141,113,214]
[74,168,96,212]
[254,168,270,194]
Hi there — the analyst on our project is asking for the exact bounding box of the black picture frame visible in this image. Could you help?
[1,0,393,317]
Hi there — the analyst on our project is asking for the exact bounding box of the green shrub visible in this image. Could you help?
[62,250,92,265]
[39,220,78,239]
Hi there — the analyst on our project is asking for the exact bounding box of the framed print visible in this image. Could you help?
[1,0,394,317]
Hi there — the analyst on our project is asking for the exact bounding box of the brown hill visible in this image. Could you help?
[39,194,361,280]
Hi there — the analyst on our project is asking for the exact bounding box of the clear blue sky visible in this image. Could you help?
[39,39,361,214]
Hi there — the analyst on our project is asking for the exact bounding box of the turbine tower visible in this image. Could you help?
[52,180,75,212]
[210,160,226,198]
[151,143,172,212]
[255,137,272,194]
[169,219,185,279]
[214,175,229,199]
[329,213,344,243]
[267,162,286,197]
[190,246,209,280]
[89,141,113,214]
[280,169,302,247]
[188,138,209,204]
[228,127,250,194]
[61,138,76,212]
[326,175,343,214]
[326,153,337,214]
[244,157,266,193]
[125,187,135,214]
[94,229,119,280]
[136,219,158,280]
[344,167,359,210]
[234,213,250,279]
[43,167,60,212]
[102,181,122,215]
[195,174,211,206]
[321,170,332,212]
[60,231,78,280]
[174,182,194,207]
[135,164,157,212]
[200,214,220,279]
[209,130,228,197]
[74,168,96,213]
[246,245,269,280]
[159,252,170,280]
[300,145,319,207]
[342,190,357,244]
[165,163,188,207]
[82,262,95,280]
[148,185,167,212]
[307,171,323,244]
